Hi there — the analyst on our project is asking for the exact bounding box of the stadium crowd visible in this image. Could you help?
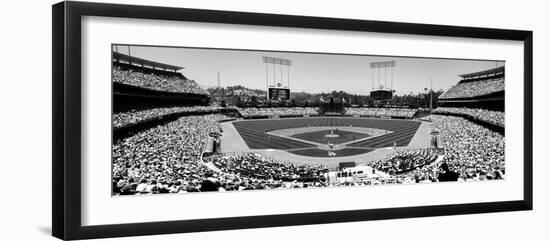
[112,114,231,195]
[238,107,318,118]
[112,113,328,195]
[430,115,505,181]
[345,107,418,118]
[365,115,504,183]
[113,66,208,95]
[433,107,504,126]
[112,112,505,195]
[211,153,327,181]
[113,106,226,128]
[368,149,439,175]
[439,77,504,99]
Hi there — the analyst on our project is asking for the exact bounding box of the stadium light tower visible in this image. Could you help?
[217,72,222,106]
[369,61,396,102]
[430,77,433,113]
[262,56,292,101]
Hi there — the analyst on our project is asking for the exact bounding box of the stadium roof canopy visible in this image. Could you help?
[113,52,184,72]
[459,66,504,79]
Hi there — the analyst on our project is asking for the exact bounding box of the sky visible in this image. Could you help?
[113,45,504,96]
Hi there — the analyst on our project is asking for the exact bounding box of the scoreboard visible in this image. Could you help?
[370,89,393,100]
[268,88,291,100]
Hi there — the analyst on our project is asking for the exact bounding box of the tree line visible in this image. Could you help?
[206,86,444,108]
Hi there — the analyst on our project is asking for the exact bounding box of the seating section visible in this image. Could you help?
[439,77,504,99]
[113,66,208,95]
[429,115,505,181]
[368,149,438,175]
[368,115,504,183]
[345,108,417,118]
[112,114,231,195]
[433,107,504,126]
[237,107,319,118]
[112,114,505,195]
[113,106,226,129]
[211,153,327,181]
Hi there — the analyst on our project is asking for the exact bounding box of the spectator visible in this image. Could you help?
[238,107,318,118]
[346,107,418,118]
[113,65,209,95]
[112,114,229,195]
[439,77,504,99]
[433,107,504,126]
[113,106,228,128]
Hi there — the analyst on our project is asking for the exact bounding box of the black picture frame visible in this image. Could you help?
[52,1,533,240]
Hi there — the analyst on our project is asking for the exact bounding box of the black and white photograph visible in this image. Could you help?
[2,0,544,240]
[111,45,505,196]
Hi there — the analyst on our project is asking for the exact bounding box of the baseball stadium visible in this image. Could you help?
[111,45,505,195]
